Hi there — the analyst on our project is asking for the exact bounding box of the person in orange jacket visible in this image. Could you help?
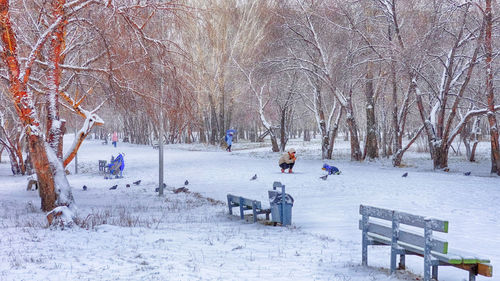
[278,148,297,173]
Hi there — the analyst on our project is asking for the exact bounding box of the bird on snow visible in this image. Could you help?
[250,174,257,180]
[464,171,471,176]
[319,174,328,180]
[82,185,87,191]
[184,180,189,186]
[155,183,167,192]
[402,172,408,177]
[109,184,118,190]
[133,180,141,185]
[174,187,189,194]
[126,184,130,188]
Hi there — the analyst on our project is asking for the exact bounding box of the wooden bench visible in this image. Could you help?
[227,194,270,223]
[152,141,159,149]
[359,205,493,281]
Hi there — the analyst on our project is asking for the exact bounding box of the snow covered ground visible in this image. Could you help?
[0,135,498,281]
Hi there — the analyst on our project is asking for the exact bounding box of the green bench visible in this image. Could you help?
[359,205,492,281]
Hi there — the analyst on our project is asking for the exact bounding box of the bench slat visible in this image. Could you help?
[478,263,493,277]
[366,232,490,265]
[360,205,448,233]
[447,248,491,264]
[366,232,463,264]
[359,220,448,254]
[227,194,262,210]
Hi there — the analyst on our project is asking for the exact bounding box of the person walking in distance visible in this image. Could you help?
[112,131,118,147]
[225,131,234,152]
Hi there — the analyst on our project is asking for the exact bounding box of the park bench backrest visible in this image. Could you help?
[360,205,448,233]
[227,194,262,210]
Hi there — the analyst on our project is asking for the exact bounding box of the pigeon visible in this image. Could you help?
[155,183,167,192]
[174,187,189,194]
[250,174,257,180]
[184,180,189,186]
[133,180,141,185]
[319,174,328,180]
[126,184,130,188]
[109,184,118,190]
[402,172,408,177]
[82,185,87,191]
[464,171,471,176]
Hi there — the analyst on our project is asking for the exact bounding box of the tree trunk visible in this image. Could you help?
[346,99,362,161]
[6,146,21,175]
[29,136,57,211]
[303,129,311,141]
[46,0,66,159]
[365,66,378,160]
[432,142,449,170]
[485,0,500,175]
[270,128,279,152]
[208,94,218,145]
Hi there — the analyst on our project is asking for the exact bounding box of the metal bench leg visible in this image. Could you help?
[469,271,476,281]
[390,211,400,274]
[431,265,438,280]
[424,219,433,281]
[398,254,406,270]
[227,196,233,215]
[239,198,244,220]
[252,201,257,223]
[361,214,368,266]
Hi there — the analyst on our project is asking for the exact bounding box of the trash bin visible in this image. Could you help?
[268,183,294,226]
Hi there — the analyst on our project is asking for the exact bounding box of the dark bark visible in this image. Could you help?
[365,66,378,160]
[485,0,500,175]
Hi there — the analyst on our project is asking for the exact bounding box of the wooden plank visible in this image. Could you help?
[366,232,464,264]
[447,248,491,264]
[359,220,448,254]
[478,263,493,277]
[227,194,262,209]
[359,205,448,233]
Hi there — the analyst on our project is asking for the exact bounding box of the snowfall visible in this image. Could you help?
[0,135,498,281]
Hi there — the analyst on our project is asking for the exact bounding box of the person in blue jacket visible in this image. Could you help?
[225,132,234,152]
